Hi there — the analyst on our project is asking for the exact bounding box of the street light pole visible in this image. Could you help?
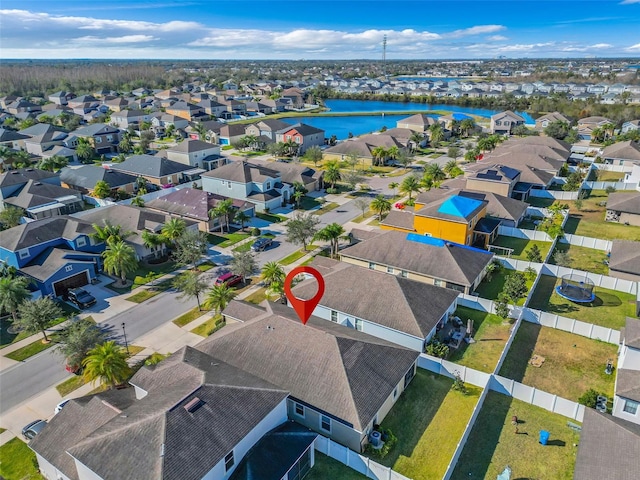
[122,322,130,356]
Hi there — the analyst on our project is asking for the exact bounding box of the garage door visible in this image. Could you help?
[53,271,90,297]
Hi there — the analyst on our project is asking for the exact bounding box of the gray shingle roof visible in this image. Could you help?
[202,160,279,184]
[292,259,459,338]
[623,317,640,349]
[607,192,640,215]
[617,369,640,402]
[74,123,119,137]
[276,122,324,136]
[609,240,640,276]
[340,229,494,287]
[0,168,58,188]
[110,155,192,178]
[241,158,322,186]
[222,300,268,322]
[21,248,100,282]
[146,188,254,221]
[3,179,79,209]
[198,302,419,430]
[0,216,94,251]
[168,139,216,153]
[60,165,137,190]
[573,408,640,480]
[603,141,640,161]
[380,209,416,231]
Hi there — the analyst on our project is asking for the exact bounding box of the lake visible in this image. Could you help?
[280,99,534,139]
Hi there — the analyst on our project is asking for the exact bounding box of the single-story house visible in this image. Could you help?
[60,165,138,196]
[602,141,640,166]
[608,240,640,282]
[109,155,198,187]
[606,192,640,226]
[0,168,60,204]
[3,179,84,220]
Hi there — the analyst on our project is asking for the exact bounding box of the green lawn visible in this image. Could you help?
[594,170,625,182]
[131,260,177,287]
[0,437,44,480]
[374,370,481,480]
[489,235,552,261]
[56,375,87,397]
[243,287,269,305]
[256,212,288,223]
[351,211,376,223]
[1,304,73,349]
[208,231,251,248]
[473,269,534,306]
[191,315,225,337]
[279,247,314,266]
[172,306,210,327]
[549,243,609,275]
[528,274,636,329]
[499,322,618,401]
[5,337,56,361]
[448,307,512,373]
[306,452,367,480]
[451,392,580,480]
[232,239,256,253]
[526,197,555,208]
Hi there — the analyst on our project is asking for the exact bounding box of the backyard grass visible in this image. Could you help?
[191,315,224,337]
[528,274,636,329]
[490,235,553,261]
[451,392,580,480]
[306,452,367,480]
[549,242,609,275]
[0,437,44,480]
[562,190,640,241]
[473,269,534,306]
[5,337,55,361]
[232,239,256,252]
[375,370,481,480]
[448,307,512,373]
[172,306,211,327]
[499,322,618,401]
[0,428,5,434]
[256,212,288,223]
[56,375,87,397]
[526,197,554,208]
[594,170,625,182]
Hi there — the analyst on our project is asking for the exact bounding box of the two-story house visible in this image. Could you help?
[465,164,521,198]
[74,123,121,154]
[3,179,84,220]
[490,110,526,135]
[244,119,292,144]
[109,155,195,188]
[110,109,150,129]
[165,139,225,170]
[60,165,138,196]
[612,317,640,425]
[275,123,325,155]
[0,168,60,205]
[165,101,205,121]
[534,111,571,131]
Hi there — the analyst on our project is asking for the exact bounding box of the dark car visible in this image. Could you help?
[67,288,97,309]
[214,272,243,287]
[251,237,273,252]
[22,419,47,440]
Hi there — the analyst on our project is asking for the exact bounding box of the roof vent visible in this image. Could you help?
[26,168,34,171]
[34,182,42,186]
[184,397,203,413]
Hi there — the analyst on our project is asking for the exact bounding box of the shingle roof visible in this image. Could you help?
[168,139,218,153]
[602,141,640,161]
[240,158,322,186]
[60,165,137,190]
[607,192,640,215]
[21,248,100,281]
[74,123,119,137]
[0,216,94,251]
[398,113,438,126]
[471,164,521,182]
[198,302,419,430]
[202,160,279,184]
[146,188,254,222]
[0,168,58,188]
[623,317,640,349]
[276,122,324,136]
[573,408,640,480]
[3,179,79,209]
[609,240,640,276]
[340,229,494,287]
[292,259,459,338]
[380,209,416,231]
[491,110,525,121]
[0,127,29,142]
[222,300,268,322]
[19,123,64,137]
[110,155,192,178]
[617,369,640,402]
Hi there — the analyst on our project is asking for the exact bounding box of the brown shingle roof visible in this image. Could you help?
[617,369,640,402]
[202,160,279,183]
[603,140,640,161]
[623,317,640,349]
[380,209,416,231]
[609,240,640,276]
[607,192,640,215]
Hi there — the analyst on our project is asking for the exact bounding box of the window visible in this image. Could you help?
[330,310,338,322]
[65,265,73,272]
[400,270,408,278]
[266,182,271,190]
[18,249,30,259]
[386,266,394,274]
[294,402,305,417]
[320,415,331,433]
[393,387,398,399]
[404,365,416,388]
[227,181,232,189]
[624,400,639,415]
[355,318,363,331]
[368,262,376,270]
[434,279,445,287]
[76,237,86,247]
[224,451,234,471]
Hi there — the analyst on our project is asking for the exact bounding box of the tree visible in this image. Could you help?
[396,148,414,169]
[141,230,165,259]
[400,174,421,202]
[346,151,359,171]
[460,118,476,137]
[303,145,323,167]
[286,212,320,250]
[371,146,387,167]
[553,250,572,267]
[16,296,63,342]
[314,222,347,258]
[526,244,542,263]
[102,240,138,286]
[235,210,251,231]
[342,170,364,191]
[563,171,584,191]
[92,221,132,244]
[261,262,285,287]
[56,318,106,369]
[544,121,570,140]
[389,182,399,198]
[370,194,391,219]
[283,139,299,157]
[118,137,132,153]
[502,272,528,304]
[495,293,510,320]
[161,218,187,247]
[0,276,30,322]
[447,147,460,161]
[173,270,208,311]
[205,284,237,314]
[172,229,208,270]
[410,131,425,148]
[231,250,258,284]
[38,155,68,172]
[354,197,371,218]
[210,198,235,233]
[425,163,446,182]
[82,341,130,389]
[429,124,444,147]
[131,195,145,207]
[76,138,94,163]
[0,205,24,229]
[324,160,341,189]
[92,180,111,199]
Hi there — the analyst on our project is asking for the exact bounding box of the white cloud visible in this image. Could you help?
[446,25,505,38]
[76,35,157,44]
[487,35,508,41]
[626,43,640,51]
[590,43,613,49]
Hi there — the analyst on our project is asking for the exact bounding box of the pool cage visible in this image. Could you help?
[555,274,596,303]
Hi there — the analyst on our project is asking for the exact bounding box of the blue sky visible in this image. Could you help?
[1,0,639,59]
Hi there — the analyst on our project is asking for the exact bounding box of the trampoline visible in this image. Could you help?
[555,274,595,303]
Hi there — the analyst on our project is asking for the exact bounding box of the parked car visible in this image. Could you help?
[214,272,243,287]
[251,237,273,252]
[22,419,47,440]
[54,399,70,415]
[67,288,97,309]
[65,360,82,375]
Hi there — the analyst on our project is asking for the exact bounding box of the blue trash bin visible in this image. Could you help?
[539,430,550,445]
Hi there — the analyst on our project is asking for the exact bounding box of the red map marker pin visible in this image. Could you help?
[284,266,325,325]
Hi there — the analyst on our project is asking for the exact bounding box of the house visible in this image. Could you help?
[396,113,439,132]
[150,114,189,137]
[197,99,227,117]
[201,160,292,212]
[165,139,224,170]
[340,229,494,294]
[606,192,640,226]
[465,164,521,198]
[490,110,526,135]
[0,216,103,297]
[186,120,225,143]
[165,101,205,121]
[110,109,150,129]
[609,240,640,282]
[29,346,297,480]
[2,180,84,220]
[573,408,640,480]
[323,133,405,166]
[602,141,640,166]
[73,123,121,154]
[103,96,130,112]
[242,158,323,191]
[0,127,29,149]
[218,124,248,146]
[244,119,292,143]
[577,116,612,140]
[275,123,325,155]
[613,317,640,425]
[47,91,74,105]
[146,188,255,232]
[203,300,420,452]
[60,165,138,196]
[280,87,308,109]
[109,155,197,187]
[75,204,198,260]
[290,257,459,352]
[23,130,68,156]
[0,168,60,204]
[621,120,640,135]
[535,111,571,131]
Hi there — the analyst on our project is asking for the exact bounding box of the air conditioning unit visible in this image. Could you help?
[369,430,382,448]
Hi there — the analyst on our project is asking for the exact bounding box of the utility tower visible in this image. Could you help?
[382,34,387,76]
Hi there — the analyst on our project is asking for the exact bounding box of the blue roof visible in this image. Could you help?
[437,195,483,218]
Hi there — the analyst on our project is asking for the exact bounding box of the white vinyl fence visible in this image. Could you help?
[490,375,585,422]
[592,164,634,173]
[497,225,553,242]
[521,307,621,344]
[418,354,491,388]
[583,181,638,190]
[539,266,638,295]
[314,437,411,480]
[529,189,580,200]
[561,234,612,251]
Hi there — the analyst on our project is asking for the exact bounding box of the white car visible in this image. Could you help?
[54,399,70,415]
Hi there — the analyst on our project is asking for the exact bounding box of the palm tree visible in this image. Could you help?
[443,159,458,175]
[76,139,94,163]
[12,150,32,169]
[425,163,446,182]
[216,199,235,233]
[82,341,131,389]
[38,155,68,172]
[173,270,208,311]
[400,174,421,203]
[242,134,259,151]
[261,262,285,287]
[118,137,132,153]
[102,240,138,287]
[370,194,391,220]
[17,296,63,342]
[324,161,341,190]
[389,182,399,199]
[161,218,186,247]
[293,190,304,208]
[429,124,444,147]
[460,118,475,138]
[234,210,251,231]
[371,146,387,167]
[131,195,145,207]
[283,139,299,157]
[0,276,30,322]
[409,131,424,149]
[92,221,132,245]
[387,146,399,163]
[205,284,236,314]
[421,174,434,191]
[314,223,347,258]
[141,230,164,259]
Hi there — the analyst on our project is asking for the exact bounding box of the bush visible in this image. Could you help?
[325,187,338,194]
[605,185,616,194]
[425,339,449,358]
[251,227,261,236]
[578,388,600,408]
[364,428,397,459]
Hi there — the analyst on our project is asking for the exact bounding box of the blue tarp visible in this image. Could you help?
[437,195,483,218]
